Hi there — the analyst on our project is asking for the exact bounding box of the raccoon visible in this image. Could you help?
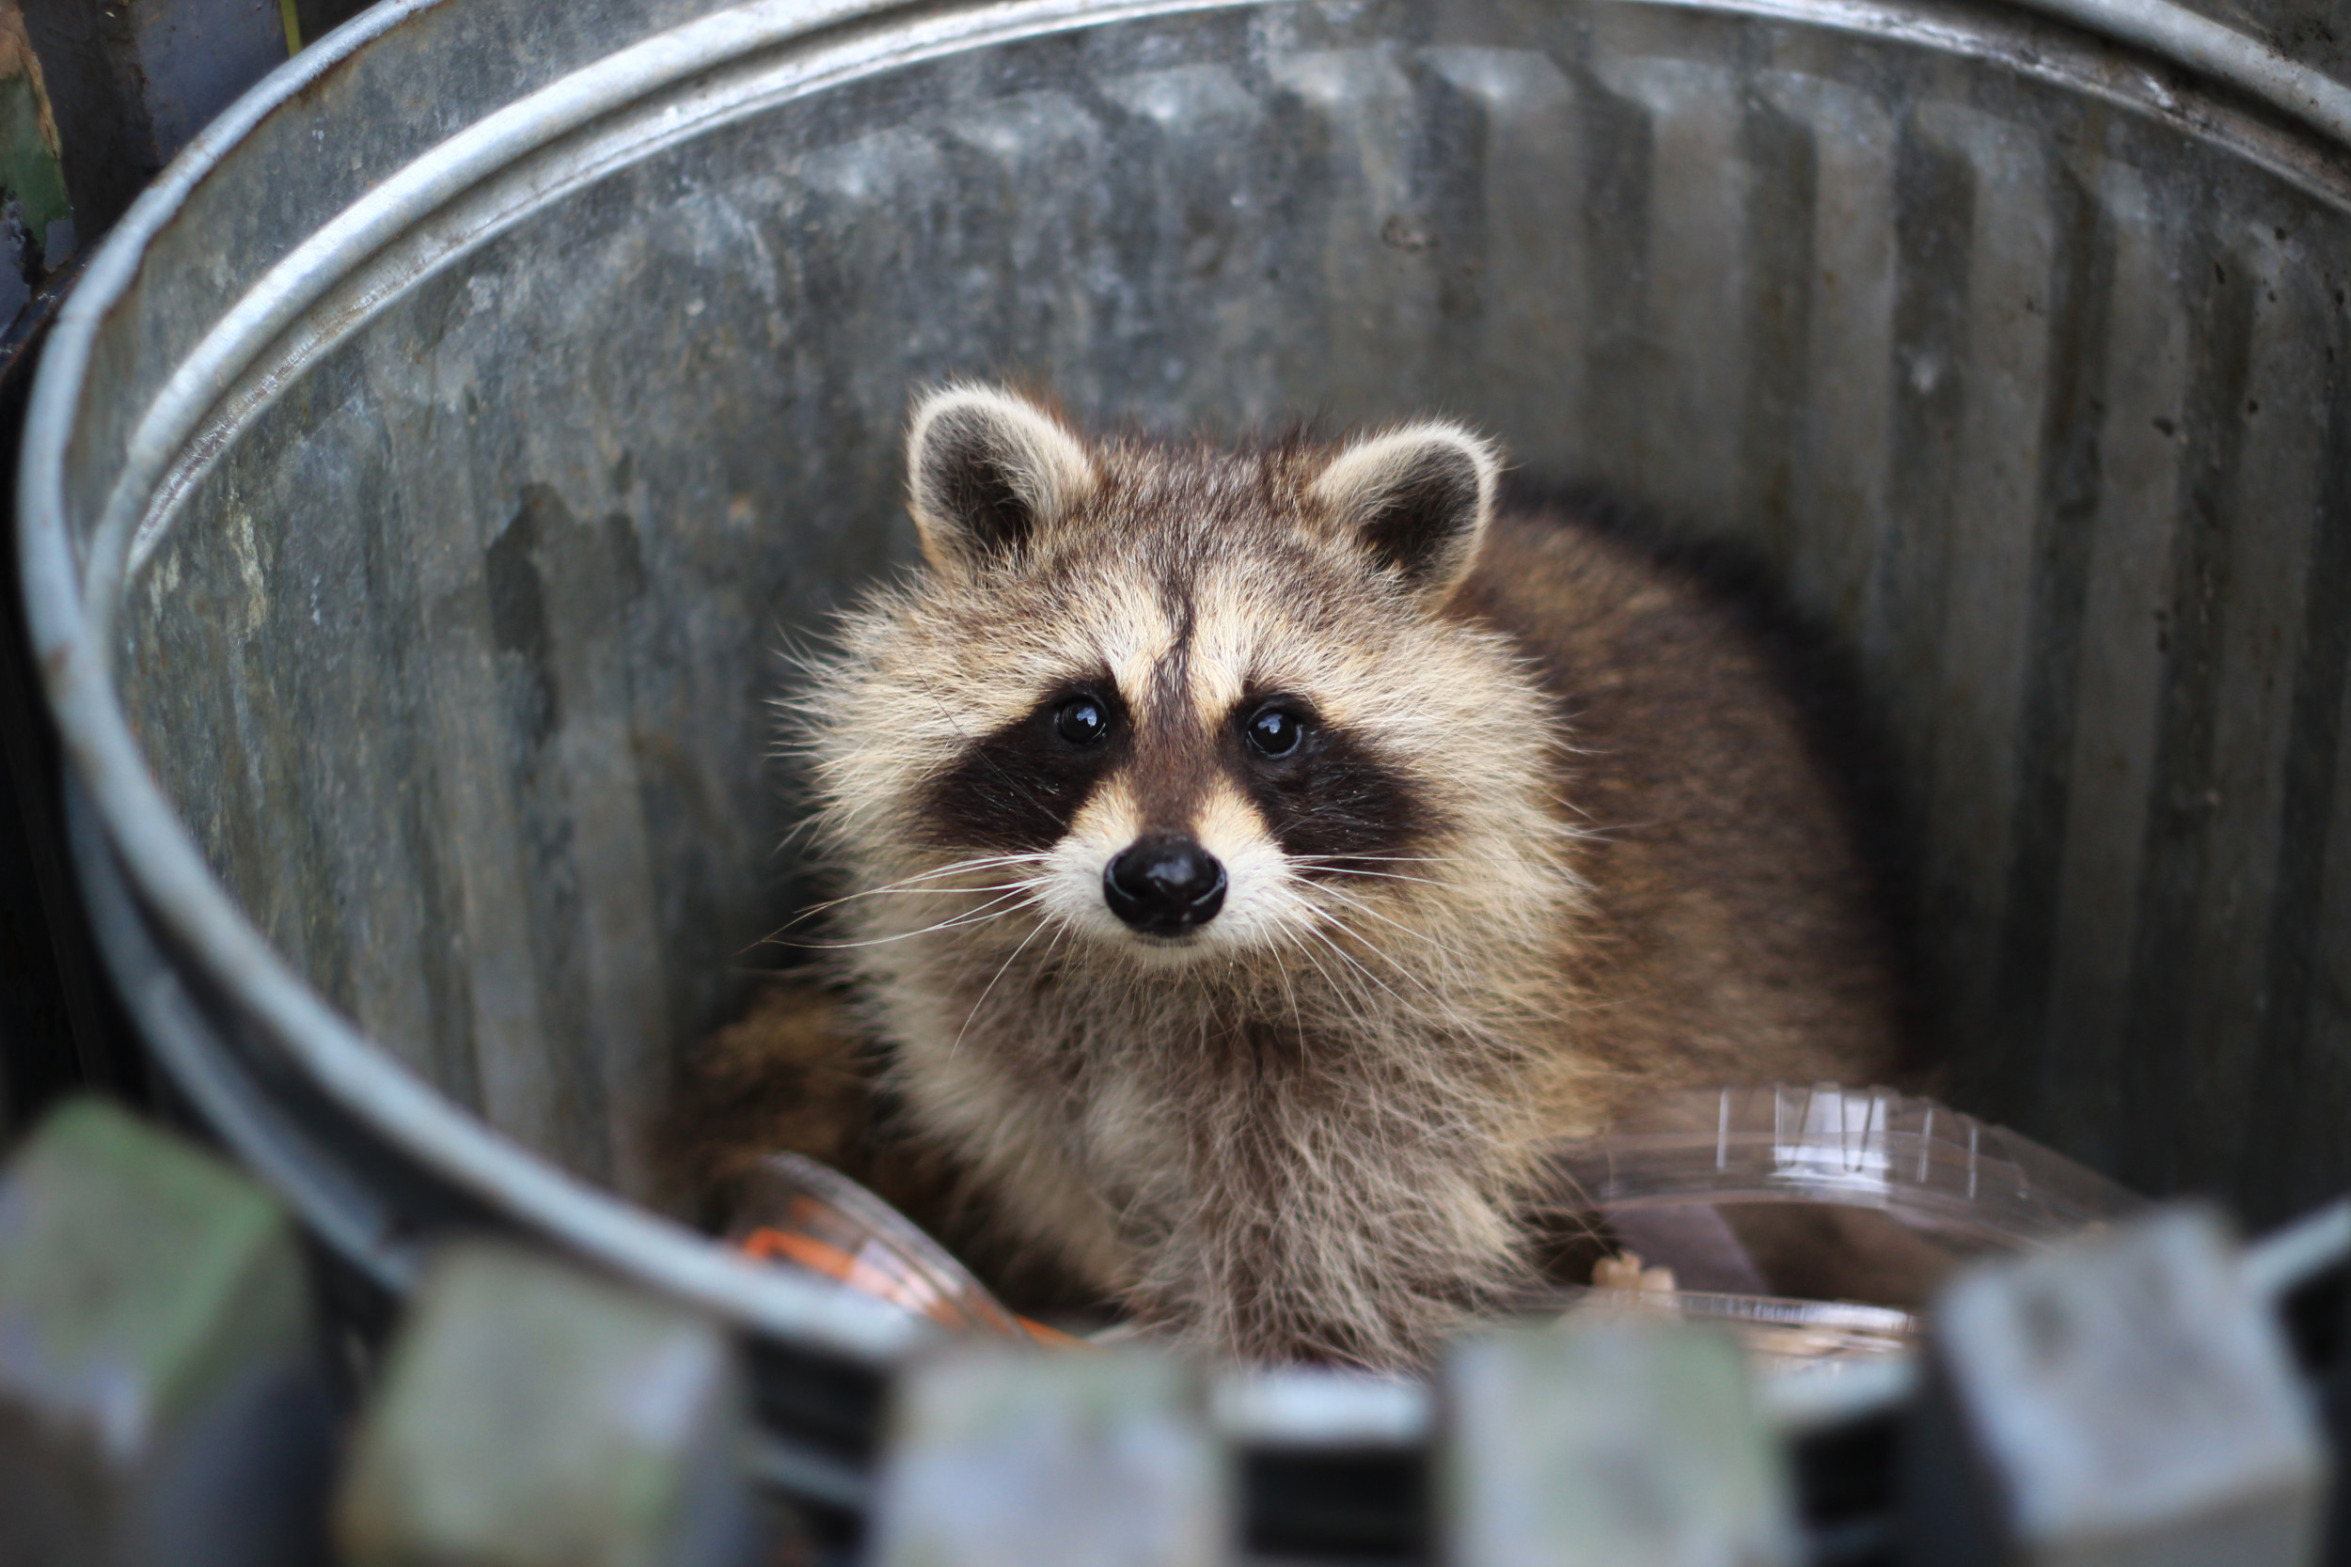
[784,384,1905,1368]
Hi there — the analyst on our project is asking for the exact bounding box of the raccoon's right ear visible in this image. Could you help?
[1309,420,1500,602]
[905,385,1099,576]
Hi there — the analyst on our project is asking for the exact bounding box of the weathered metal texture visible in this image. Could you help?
[2150,1,2351,98]
[17,0,2351,1453]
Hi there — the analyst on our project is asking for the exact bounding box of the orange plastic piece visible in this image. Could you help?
[728,1154,1092,1346]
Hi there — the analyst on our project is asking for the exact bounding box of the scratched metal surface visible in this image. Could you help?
[28,0,2351,1290]
[2186,0,2350,90]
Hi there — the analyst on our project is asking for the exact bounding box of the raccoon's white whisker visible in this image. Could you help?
[848,880,1045,899]
[1278,902,1514,1085]
[1035,919,1076,980]
[1301,884,1482,973]
[1263,921,1376,1039]
[1293,866,1454,890]
[830,880,1044,927]
[1305,877,1465,936]
[1289,914,1420,1023]
[782,880,1043,928]
[881,850,1057,879]
[1285,855,1479,876]
[848,852,1056,891]
[1293,902,1491,1041]
[949,905,1059,1058]
[778,853,1054,922]
[1271,943,1310,1066]
[1288,854,1515,899]
[1264,955,1407,1164]
[770,885,1043,949]
[914,884,1049,926]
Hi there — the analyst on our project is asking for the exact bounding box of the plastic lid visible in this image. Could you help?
[1544,1082,2145,1250]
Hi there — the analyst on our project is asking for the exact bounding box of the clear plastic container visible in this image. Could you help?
[1536,1083,2147,1374]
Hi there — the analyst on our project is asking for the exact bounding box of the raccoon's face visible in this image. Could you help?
[808,386,1560,972]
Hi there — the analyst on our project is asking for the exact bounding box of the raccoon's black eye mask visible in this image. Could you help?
[1225,693,1433,870]
[922,681,1131,851]
[921,673,1435,870]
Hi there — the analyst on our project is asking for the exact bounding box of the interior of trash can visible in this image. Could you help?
[79,0,2351,1252]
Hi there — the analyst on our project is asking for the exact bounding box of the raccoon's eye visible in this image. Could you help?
[1055,695,1111,745]
[1244,704,1308,759]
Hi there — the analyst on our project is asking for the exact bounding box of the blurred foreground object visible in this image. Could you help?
[335,1240,757,1567]
[1904,1207,2328,1566]
[0,1097,333,1567]
[870,1343,1228,1567]
[1444,1319,1798,1567]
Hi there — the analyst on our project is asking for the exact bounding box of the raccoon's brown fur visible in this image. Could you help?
[753,386,1902,1369]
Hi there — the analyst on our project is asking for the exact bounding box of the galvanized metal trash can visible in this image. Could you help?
[19,0,2351,1511]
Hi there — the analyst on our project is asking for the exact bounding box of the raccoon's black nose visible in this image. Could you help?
[1105,835,1227,934]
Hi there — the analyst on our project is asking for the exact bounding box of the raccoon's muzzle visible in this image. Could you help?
[1104,833,1227,934]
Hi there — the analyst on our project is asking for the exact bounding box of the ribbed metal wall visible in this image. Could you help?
[74,0,2351,1225]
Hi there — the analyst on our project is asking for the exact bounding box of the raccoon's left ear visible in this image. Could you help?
[1308,421,1500,601]
[905,384,1100,577]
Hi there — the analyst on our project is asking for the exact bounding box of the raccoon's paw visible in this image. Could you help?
[1590,1250,1678,1294]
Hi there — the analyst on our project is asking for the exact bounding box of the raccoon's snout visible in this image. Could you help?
[1104,835,1227,935]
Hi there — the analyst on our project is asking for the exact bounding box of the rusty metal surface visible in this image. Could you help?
[19,0,2351,1423]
